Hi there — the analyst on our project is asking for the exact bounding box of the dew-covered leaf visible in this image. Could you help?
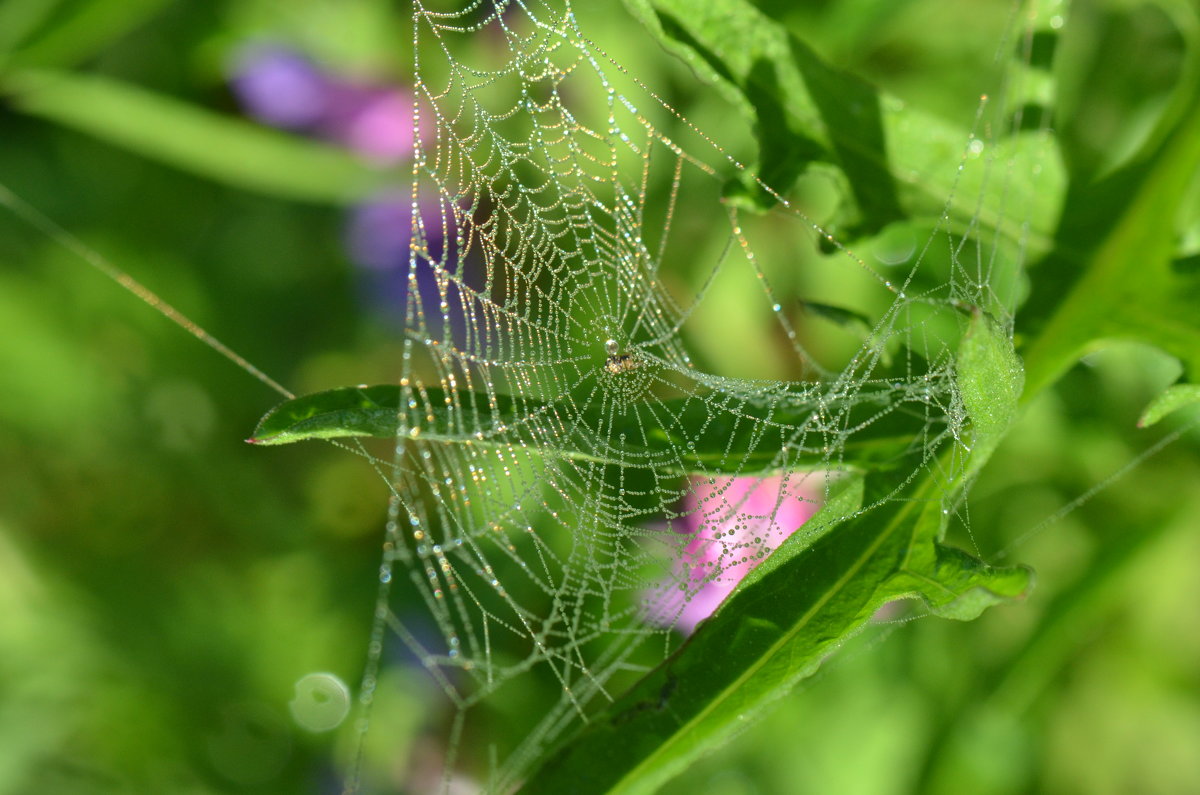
[249,384,934,475]
[957,309,1024,479]
[2,69,389,204]
[520,473,1032,794]
[248,385,426,445]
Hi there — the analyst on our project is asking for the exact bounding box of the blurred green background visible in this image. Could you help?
[1,0,1198,793]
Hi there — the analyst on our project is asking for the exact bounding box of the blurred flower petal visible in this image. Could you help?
[228,45,331,129]
[324,87,415,164]
[346,192,471,342]
[647,474,821,635]
[346,193,452,273]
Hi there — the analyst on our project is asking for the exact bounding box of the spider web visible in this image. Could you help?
[340,0,1055,791]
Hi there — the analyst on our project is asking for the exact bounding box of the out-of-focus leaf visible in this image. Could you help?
[520,473,1031,794]
[797,298,892,364]
[0,0,65,58]
[1138,383,1200,428]
[2,69,389,204]
[798,299,873,336]
[249,384,933,475]
[912,490,1191,792]
[1053,1,1192,181]
[5,0,170,69]
[623,0,1064,250]
[1021,99,1200,397]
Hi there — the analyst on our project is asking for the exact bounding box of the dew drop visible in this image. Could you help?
[290,673,351,733]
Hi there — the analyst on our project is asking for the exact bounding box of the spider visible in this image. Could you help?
[604,338,640,375]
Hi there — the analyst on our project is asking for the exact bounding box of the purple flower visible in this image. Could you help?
[228,43,467,337]
[646,474,822,635]
[346,193,451,272]
[229,46,331,129]
[346,193,470,338]
[228,43,418,164]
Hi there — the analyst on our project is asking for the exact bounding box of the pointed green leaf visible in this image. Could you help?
[248,385,423,445]
[891,540,1035,622]
[249,384,935,476]
[1137,382,1200,428]
[626,0,900,228]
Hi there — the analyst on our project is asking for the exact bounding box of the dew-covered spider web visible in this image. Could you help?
[332,0,1059,791]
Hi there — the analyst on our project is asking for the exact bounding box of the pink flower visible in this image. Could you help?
[321,86,415,164]
[646,474,822,635]
[228,43,420,165]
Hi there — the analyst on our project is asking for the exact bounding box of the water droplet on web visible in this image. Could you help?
[874,224,916,266]
[290,672,351,732]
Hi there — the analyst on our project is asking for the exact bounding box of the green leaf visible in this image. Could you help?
[249,385,427,445]
[956,308,1024,479]
[798,298,874,336]
[0,0,66,59]
[623,0,1063,249]
[912,484,1192,791]
[4,0,170,69]
[519,473,1031,794]
[889,540,1034,622]
[249,384,934,475]
[1021,97,1200,397]
[1,69,389,204]
[1138,383,1200,428]
[626,0,899,228]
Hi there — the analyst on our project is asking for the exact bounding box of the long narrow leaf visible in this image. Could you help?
[249,384,934,476]
[3,69,389,204]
